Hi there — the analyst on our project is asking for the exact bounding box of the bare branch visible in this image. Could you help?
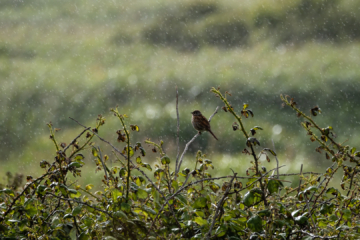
[175,86,180,174]
[175,106,219,177]
[206,173,237,240]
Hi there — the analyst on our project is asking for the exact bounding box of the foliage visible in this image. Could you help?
[142,0,360,49]
[1,88,360,239]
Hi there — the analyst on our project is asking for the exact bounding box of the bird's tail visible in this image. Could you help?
[209,130,218,140]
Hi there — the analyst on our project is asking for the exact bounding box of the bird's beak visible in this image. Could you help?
[190,112,193,114]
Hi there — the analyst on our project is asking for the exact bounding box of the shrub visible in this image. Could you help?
[1,87,360,239]
[254,0,360,44]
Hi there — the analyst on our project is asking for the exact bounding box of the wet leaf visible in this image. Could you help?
[74,154,85,161]
[92,147,98,157]
[130,124,140,132]
[192,197,207,209]
[247,215,262,232]
[194,217,208,226]
[267,179,283,194]
[161,156,171,165]
[68,162,82,168]
[136,189,148,199]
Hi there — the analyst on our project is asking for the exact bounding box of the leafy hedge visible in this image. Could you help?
[142,0,360,50]
[1,87,360,239]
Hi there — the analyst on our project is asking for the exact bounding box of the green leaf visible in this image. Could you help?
[141,163,152,171]
[36,185,47,195]
[194,210,205,217]
[121,203,131,213]
[70,227,77,240]
[72,206,82,216]
[119,167,128,178]
[92,147,98,157]
[194,217,208,226]
[243,188,263,207]
[136,189,148,199]
[215,224,227,237]
[172,180,179,191]
[291,209,302,218]
[304,186,318,194]
[130,124,140,132]
[74,154,85,161]
[263,148,277,156]
[175,194,187,205]
[68,162,82,168]
[329,214,338,222]
[79,232,90,240]
[64,214,73,219]
[295,215,308,226]
[243,103,249,110]
[114,210,128,220]
[258,209,271,217]
[209,182,220,193]
[243,191,255,207]
[126,146,134,158]
[320,203,334,215]
[1,188,14,196]
[342,209,352,220]
[142,205,156,215]
[351,147,356,154]
[139,147,146,157]
[136,156,142,164]
[326,187,340,196]
[192,197,207,209]
[267,179,282,194]
[247,215,263,232]
[247,137,260,146]
[161,156,171,164]
[68,189,81,198]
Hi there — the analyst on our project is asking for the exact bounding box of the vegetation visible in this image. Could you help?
[1,88,360,239]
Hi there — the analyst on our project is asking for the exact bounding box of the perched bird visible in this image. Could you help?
[191,110,218,140]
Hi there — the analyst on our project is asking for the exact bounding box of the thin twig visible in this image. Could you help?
[347,171,356,197]
[206,173,237,240]
[175,106,219,177]
[175,86,180,174]
[304,194,316,230]
[46,192,112,217]
[69,117,127,159]
[272,139,279,179]
[297,164,303,195]
[97,146,109,186]
[278,172,321,177]
[63,127,91,153]
[306,163,336,213]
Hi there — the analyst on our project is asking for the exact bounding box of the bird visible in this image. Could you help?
[191,110,218,140]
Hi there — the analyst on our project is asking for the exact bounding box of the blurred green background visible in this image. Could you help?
[1,0,360,187]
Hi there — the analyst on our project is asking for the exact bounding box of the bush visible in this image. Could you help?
[254,0,360,44]
[200,14,249,47]
[1,87,360,239]
[142,1,250,50]
[141,0,360,50]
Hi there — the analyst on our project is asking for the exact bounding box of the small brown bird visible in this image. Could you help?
[191,110,218,140]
